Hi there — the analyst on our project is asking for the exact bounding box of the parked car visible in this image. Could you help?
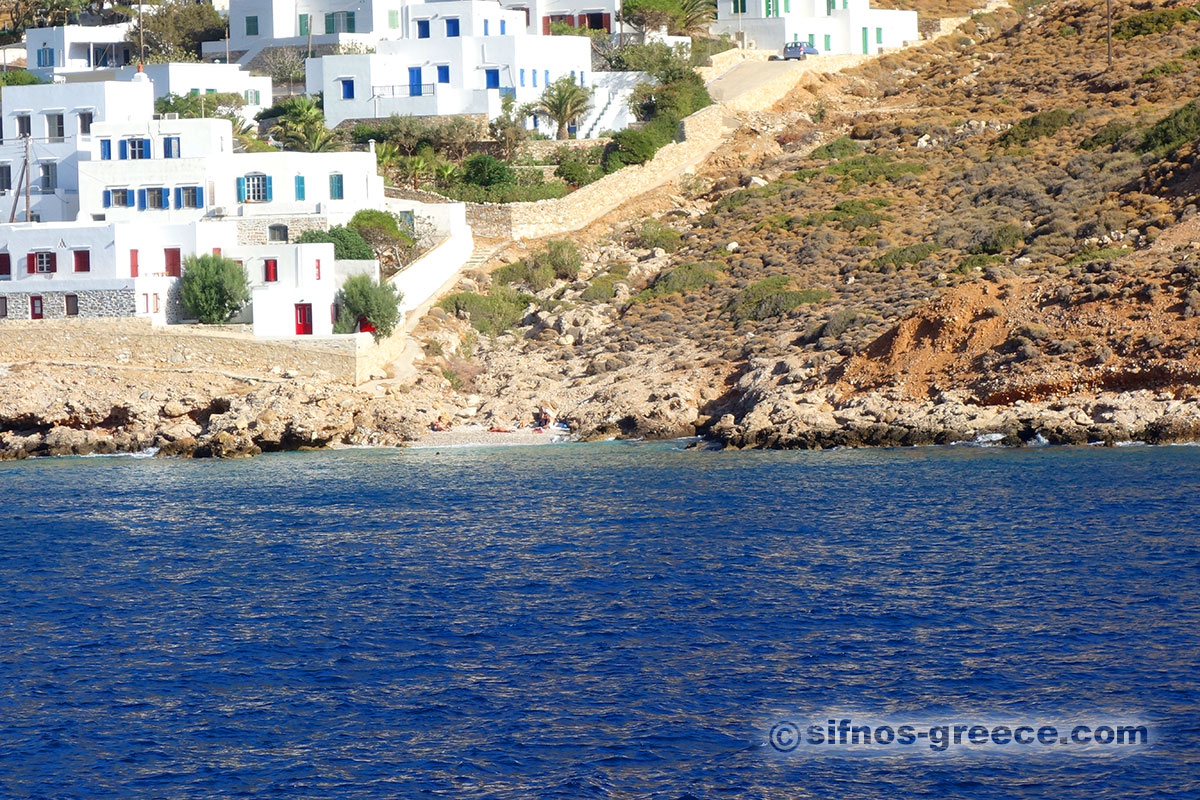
[782,41,820,60]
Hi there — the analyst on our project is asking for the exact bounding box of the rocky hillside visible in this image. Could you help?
[407,0,1200,447]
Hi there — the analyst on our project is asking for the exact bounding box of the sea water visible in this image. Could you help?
[0,444,1197,799]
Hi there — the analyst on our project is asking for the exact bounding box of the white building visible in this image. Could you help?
[710,0,918,55]
[24,23,135,82]
[309,1,595,128]
[62,62,274,125]
[231,242,338,336]
[0,80,156,223]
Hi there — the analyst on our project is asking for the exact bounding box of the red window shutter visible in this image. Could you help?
[602,12,611,32]
[74,250,90,272]
[130,249,139,278]
[164,248,181,277]
[576,14,584,26]
[315,259,321,280]
[542,16,550,34]
[48,253,57,273]
[27,254,35,274]
[264,259,278,282]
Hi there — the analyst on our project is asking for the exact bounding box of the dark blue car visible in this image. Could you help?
[783,41,820,60]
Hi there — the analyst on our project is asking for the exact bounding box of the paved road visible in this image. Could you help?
[707,59,806,104]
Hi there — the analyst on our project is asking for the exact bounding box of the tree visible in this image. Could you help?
[297,226,374,260]
[534,76,593,140]
[462,154,514,187]
[179,254,250,324]
[257,48,307,87]
[395,155,428,190]
[0,71,43,86]
[272,117,340,152]
[622,0,678,39]
[349,209,417,273]
[156,92,246,122]
[675,0,717,37]
[137,0,226,62]
[489,95,532,161]
[336,275,403,340]
[432,160,460,187]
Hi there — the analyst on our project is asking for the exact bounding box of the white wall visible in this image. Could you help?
[229,241,338,336]
[382,197,472,315]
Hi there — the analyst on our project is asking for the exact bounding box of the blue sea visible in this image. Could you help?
[0,443,1197,799]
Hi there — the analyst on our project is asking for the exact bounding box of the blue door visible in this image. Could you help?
[485,68,500,89]
[409,66,422,97]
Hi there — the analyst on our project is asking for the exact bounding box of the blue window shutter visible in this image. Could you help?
[100,139,111,160]
[501,20,506,34]
[142,138,151,157]
[174,187,183,208]
[295,175,305,200]
[264,176,273,202]
[126,189,134,206]
[196,186,204,207]
[438,65,449,84]
[103,189,111,208]
[118,139,128,159]
[137,189,147,210]
[236,177,246,202]
[417,19,429,38]
[484,19,489,35]
[544,70,549,86]
[346,11,355,32]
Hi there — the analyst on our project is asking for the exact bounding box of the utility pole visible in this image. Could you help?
[8,157,26,223]
[24,135,32,223]
[139,0,144,62]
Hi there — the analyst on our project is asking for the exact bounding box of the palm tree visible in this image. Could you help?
[272,118,340,152]
[432,160,459,188]
[534,77,593,140]
[395,156,428,190]
[676,0,716,37]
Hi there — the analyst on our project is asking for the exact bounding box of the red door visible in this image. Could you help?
[294,303,313,335]
[164,247,181,277]
[130,249,139,277]
[30,296,43,319]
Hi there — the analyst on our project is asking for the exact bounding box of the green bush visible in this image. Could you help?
[872,242,940,270]
[492,260,555,291]
[970,224,1024,255]
[0,70,43,86]
[1185,46,1200,60]
[818,308,862,340]
[348,209,414,256]
[1112,7,1200,40]
[179,254,250,324]
[1139,99,1200,153]
[438,286,535,335]
[581,276,617,302]
[825,154,926,185]
[1138,60,1186,82]
[729,276,831,322]
[634,262,723,302]
[635,219,682,252]
[1080,120,1135,151]
[957,253,1000,273]
[437,179,570,203]
[999,108,1077,146]
[336,275,403,340]
[554,159,601,186]
[296,226,374,259]
[811,136,862,160]
[603,127,663,172]
[462,154,514,186]
[803,198,891,230]
[529,240,582,281]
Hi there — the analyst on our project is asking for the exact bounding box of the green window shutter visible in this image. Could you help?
[264,176,273,202]
[245,15,258,36]
[299,14,309,36]
[877,27,883,44]
[295,175,306,200]
[325,13,335,34]
[824,34,830,50]
[346,12,355,32]
[236,176,246,202]
[389,10,399,28]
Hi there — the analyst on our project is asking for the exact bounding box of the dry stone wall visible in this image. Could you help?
[236,216,331,246]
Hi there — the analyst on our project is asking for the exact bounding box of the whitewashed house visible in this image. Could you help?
[61,62,274,126]
[498,0,621,35]
[0,80,156,223]
[24,23,135,82]
[228,242,338,336]
[0,219,233,325]
[310,1,594,128]
[710,0,918,55]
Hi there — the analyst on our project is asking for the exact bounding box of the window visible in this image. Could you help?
[389,10,399,28]
[245,89,260,105]
[437,65,450,84]
[0,164,9,192]
[0,298,6,317]
[484,19,489,35]
[325,11,355,33]
[130,250,138,277]
[580,71,586,86]
[877,27,883,44]
[238,173,272,203]
[445,18,460,37]
[264,259,278,282]
[0,254,10,277]
[417,19,430,38]
[78,111,93,135]
[147,187,168,209]
[532,70,537,88]
[180,186,203,208]
[39,163,56,193]
[824,34,831,50]
[268,224,288,242]
[733,0,746,12]
[485,69,500,90]
[163,136,181,158]
[245,15,259,36]
[341,78,355,100]
[45,113,65,142]
[65,294,79,316]
[299,13,310,35]
[33,252,57,273]
[36,47,53,68]
[294,175,306,200]
[329,173,344,200]
[519,68,525,87]
[164,248,181,277]
[104,188,134,207]
[16,115,30,137]
[30,296,42,319]
[73,250,90,272]
[501,20,506,35]
[124,138,150,159]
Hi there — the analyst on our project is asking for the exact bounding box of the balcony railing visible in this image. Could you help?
[371,83,436,98]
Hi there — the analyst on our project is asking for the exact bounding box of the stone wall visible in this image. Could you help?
[0,289,136,321]
[235,215,331,246]
[518,138,611,163]
[0,317,388,384]
[695,47,775,84]
[466,104,741,240]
